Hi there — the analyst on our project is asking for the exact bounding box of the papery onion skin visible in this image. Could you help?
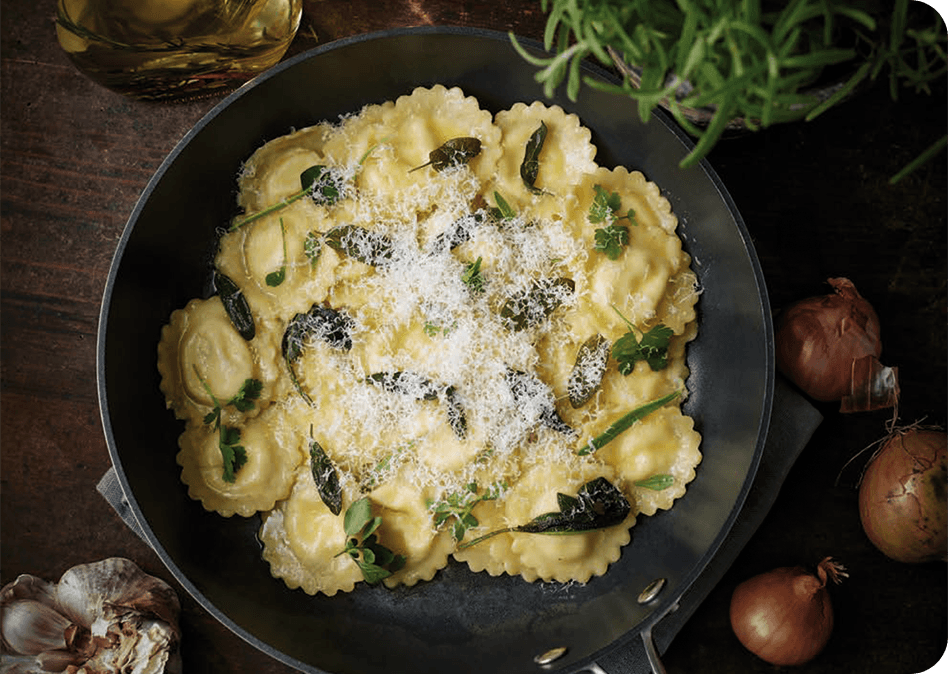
[729,557,846,666]
[775,277,883,403]
[859,428,948,563]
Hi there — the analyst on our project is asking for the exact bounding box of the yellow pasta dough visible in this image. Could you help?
[156,85,702,595]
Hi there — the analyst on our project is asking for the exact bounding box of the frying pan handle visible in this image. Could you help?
[639,625,668,674]
[582,601,678,674]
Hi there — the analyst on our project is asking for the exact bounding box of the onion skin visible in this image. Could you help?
[775,278,883,403]
[729,557,845,666]
[859,429,948,563]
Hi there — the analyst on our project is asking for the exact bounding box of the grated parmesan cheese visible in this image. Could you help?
[157,85,702,593]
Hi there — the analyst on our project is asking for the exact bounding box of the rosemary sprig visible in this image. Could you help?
[512,0,946,167]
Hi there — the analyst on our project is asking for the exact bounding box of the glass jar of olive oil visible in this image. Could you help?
[55,0,303,100]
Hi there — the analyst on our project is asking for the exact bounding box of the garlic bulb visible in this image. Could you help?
[0,558,181,674]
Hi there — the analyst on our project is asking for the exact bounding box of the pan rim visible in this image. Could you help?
[96,24,773,674]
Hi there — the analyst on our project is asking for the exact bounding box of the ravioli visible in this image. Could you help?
[157,85,702,594]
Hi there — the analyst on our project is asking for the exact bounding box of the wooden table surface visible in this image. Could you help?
[2,2,945,673]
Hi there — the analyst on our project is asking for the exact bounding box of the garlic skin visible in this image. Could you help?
[0,558,181,674]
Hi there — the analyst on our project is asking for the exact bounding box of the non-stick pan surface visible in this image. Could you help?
[97,27,773,674]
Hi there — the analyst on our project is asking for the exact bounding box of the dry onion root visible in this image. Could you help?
[729,557,847,666]
[0,557,181,674]
[774,277,899,412]
[858,426,948,564]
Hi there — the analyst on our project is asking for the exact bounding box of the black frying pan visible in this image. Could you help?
[97,27,773,674]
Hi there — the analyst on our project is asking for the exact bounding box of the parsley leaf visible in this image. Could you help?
[589,184,637,259]
[611,306,673,374]
[228,378,263,412]
[337,497,406,583]
[594,223,630,260]
[589,184,623,224]
[196,374,262,482]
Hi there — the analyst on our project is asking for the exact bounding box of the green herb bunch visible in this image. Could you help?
[512,0,947,168]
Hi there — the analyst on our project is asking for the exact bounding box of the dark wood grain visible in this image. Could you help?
[2,2,945,673]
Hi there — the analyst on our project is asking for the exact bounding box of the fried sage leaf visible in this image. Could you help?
[567,334,610,408]
[520,121,547,193]
[324,225,394,267]
[428,211,486,252]
[309,434,342,516]
[214,271,255,341]
[458,477,630,549]
[500,277,575,331]
[282,304,354,403]
[410,137,482,173]
[367,372,468,439]
[505,368,573,436]
[366,371,439,399]
[283,304,354,363]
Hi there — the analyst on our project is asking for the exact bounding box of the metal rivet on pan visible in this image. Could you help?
[637,577,666,604]
[534,646,568,666]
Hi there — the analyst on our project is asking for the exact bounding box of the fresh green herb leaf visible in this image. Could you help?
[265,218,288,287]
[611,306,673,374]
[228,378,263,412]
[461,256,485,293]
[337,497,406,583]
[593,223,631,260]
[589,185,636,259]
[428,481,506,542]
[520,121,548,193]
[458,477,630,549]
[491,191,517,221]
[300,165,346,206]
[588,184,623,224]
[410,137,482,173]
[195,372,262,482]
[231,164,347,231]
[218,432,247,483]
[423,320,457,337]
[634,474,675,491]
[579,390,681,455]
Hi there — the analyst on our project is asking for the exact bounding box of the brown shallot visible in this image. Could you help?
[774,277,898,411]
[859,426,948,563]
[729,557,847,666]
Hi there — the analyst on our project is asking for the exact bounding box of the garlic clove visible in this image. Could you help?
[0,573,59,614]
[1,558,181,674]
[55,558,180,637]
[0,599,70,656]
[35,647,87,671]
